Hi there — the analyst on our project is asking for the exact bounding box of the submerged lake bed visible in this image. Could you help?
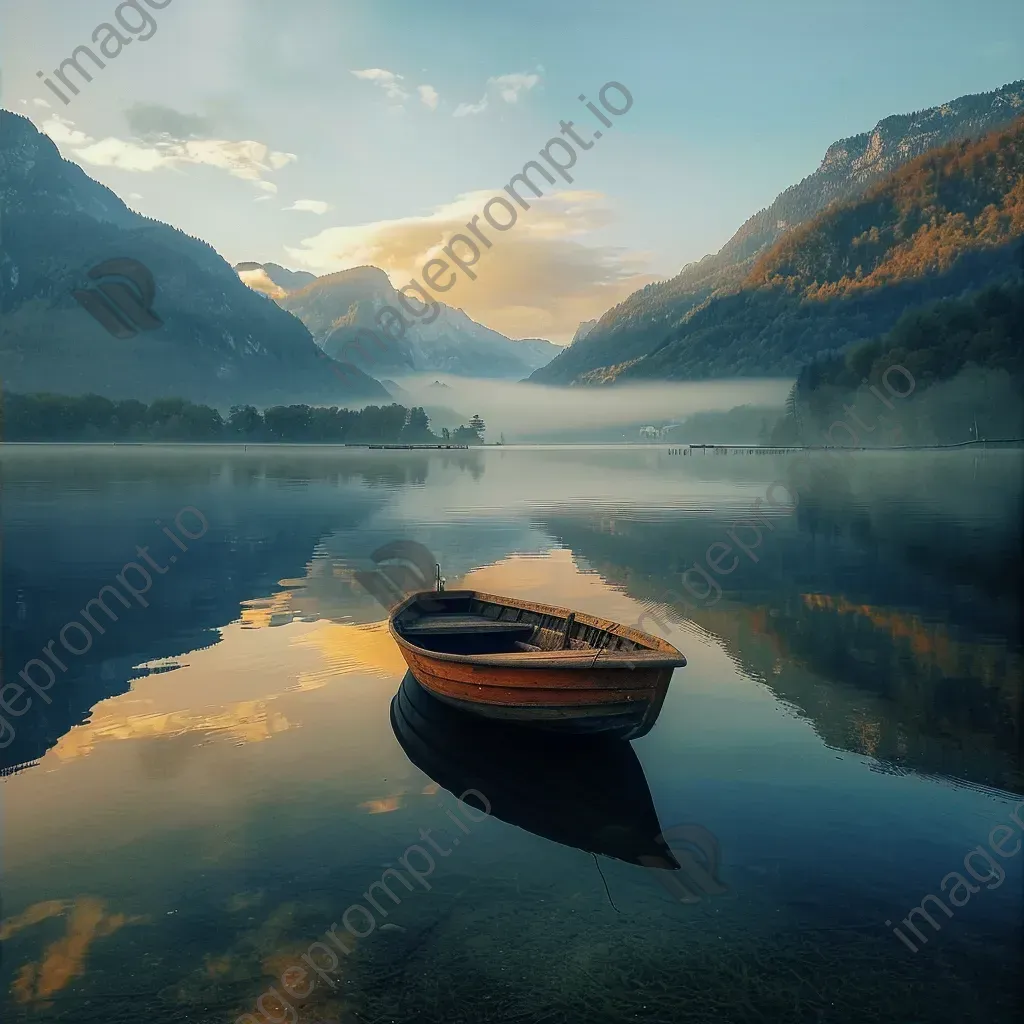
[2,444,1022,1024]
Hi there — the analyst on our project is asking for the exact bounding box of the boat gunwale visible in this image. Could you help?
[389,589,687,669]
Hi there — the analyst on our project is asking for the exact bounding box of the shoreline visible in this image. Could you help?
[1,439,1021,450]
[675,438,1024,452]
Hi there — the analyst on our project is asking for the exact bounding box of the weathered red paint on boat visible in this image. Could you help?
[388,589,686,739]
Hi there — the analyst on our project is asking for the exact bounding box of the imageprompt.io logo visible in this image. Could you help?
[354,540,440,612]
[641,823,727,904]
[73,258,162,339]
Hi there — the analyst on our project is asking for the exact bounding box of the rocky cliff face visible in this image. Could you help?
[530,79,1024,386]
[0,111,386,406]
[570,320,598,345]
[721,81,1024,266]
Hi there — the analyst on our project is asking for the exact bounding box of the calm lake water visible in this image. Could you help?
[2,444,1022,1024]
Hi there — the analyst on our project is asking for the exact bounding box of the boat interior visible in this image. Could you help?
[393,592,651,656]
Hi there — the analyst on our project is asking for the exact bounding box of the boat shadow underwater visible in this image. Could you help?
[390,671,682,871]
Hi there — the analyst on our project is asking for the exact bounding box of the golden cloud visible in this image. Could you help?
[284,190,656,342]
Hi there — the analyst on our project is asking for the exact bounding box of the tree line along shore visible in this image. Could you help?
[0,394,488,445]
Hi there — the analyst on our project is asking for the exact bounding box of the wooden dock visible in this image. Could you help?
[351,444,470,450]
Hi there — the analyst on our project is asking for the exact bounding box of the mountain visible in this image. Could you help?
[530,79,1024,385]
[617,116,1024,381]
[379,378,413,402]
[237,262,560,379]
[277,265,419,372]
[0,112,386,406]
[509,336,563,368]
[570,320,598,345]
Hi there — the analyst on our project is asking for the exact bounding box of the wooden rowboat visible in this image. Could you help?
[388,589,686,739]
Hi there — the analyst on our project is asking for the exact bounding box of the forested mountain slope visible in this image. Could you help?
[616,116,1024,381]
[529,80,1024,385]
[770,276,1024,445]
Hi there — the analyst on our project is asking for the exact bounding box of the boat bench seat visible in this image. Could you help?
[516,638,595,653]
[402,614,536,636]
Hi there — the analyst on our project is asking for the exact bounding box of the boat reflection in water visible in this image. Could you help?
[390,671,681,870]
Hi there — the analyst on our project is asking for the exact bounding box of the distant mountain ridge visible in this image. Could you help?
[235,262,561,380]
[530,79,1024,385]
[0,111,386,405]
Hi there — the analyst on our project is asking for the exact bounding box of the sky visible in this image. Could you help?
[2,0,1021,342]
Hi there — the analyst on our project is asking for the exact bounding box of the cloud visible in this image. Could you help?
[40,116,92,147]
[283,190,655,342]
[32,98,52,109]
[351,68,409,103]
[285,199,331,214]
[124,103,213,139]
[453,70,542,117]
[417,84,439,111]
[489,72,540,104]
[454,96,489,118]
[237,267,287,298]
[352,71,440,113]
[40,117,296,192]
[71,136,174,173]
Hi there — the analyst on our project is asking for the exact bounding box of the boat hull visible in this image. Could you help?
[390,590,684,740]
[399,644,668,738]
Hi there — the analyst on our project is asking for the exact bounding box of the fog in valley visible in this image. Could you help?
[374,375,792,443]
